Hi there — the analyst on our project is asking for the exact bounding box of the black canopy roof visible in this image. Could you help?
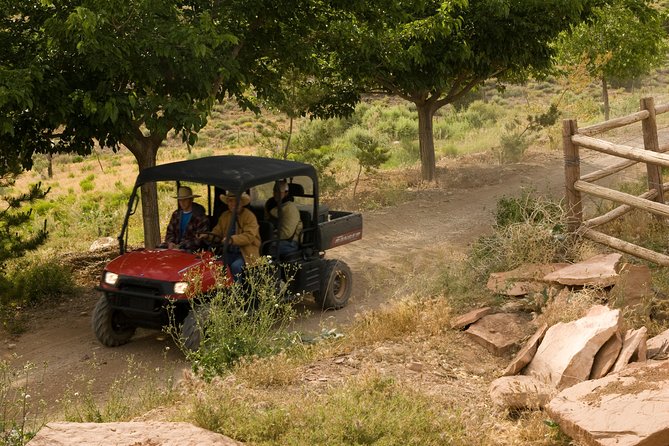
[134,155,318,194]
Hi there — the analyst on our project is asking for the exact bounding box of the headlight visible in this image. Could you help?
[173,282,188,294]
[103,271,119,286]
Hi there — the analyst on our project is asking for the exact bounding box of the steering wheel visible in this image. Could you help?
[197,231,224,245]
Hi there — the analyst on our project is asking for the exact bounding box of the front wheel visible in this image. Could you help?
[181,304,210,352]
[92,295,136,347]
[315,259,352,310]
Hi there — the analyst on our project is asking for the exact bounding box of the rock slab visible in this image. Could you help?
[524,305,621,389]
[489,375,554,410]
[543,253,622,287]
[465,313,528,356]
[503,323,549,376]
[450,307,493,330]
[546,360,669,446]
[27,422,242,446]
[486,263,569,296]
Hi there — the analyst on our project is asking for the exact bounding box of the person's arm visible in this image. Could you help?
[164,211,179,246]
[230,210,260,247]
[181,213,210,250]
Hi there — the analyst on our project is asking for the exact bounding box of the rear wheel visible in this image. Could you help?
[181,304,210,352]
[92,295,136,347]
[315,259,352,310]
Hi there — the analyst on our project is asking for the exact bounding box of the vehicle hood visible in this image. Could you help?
[104,249,207,282]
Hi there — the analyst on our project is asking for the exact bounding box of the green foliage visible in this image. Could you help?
[498,104,560,164]
[6,258,75,308]
[79,174,95,192]
[498,130,530,164]
[468,192,571,281]
[556,0,667,117]
[324,0,607,179]
[494,192,564,230]
[347,128,390,197]
[0,361,46,446]
[192,372,467,445]
[0,173,49,271]
[557,1,667,83]
[178,260,299,380]
[462,101,501,129]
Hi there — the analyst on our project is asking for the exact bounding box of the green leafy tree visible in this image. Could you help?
[351,131,390,198]
[326,0,611,181]
[0,0,336,247]
[556,1,667,120]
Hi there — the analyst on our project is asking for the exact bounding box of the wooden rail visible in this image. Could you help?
[563,96,669,266]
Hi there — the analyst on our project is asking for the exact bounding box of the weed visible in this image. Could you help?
[0,361,47,446]
[173,259,300,380]
[61,355,178,423]
[468,193,574,282]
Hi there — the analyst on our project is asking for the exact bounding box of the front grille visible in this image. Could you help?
[109,294,159,312]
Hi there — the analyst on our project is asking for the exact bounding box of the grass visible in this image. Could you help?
[60,355,178,423]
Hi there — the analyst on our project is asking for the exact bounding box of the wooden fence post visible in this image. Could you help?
[641,97,664,207]
[563,119,582,232]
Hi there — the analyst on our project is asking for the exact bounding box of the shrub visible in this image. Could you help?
[498,131,530,164]
[79,174,95,192]
[176,259,299,379]
[462,100,501,128]
[8,258,76,308]
[468,193,573,281]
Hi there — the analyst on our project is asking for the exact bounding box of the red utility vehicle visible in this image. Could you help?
[94,156,362,348]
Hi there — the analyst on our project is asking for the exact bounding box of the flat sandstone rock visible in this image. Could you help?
[542,253,622,287]
[503,323,549,376]
[27,422,242,446]
[523,305,621,389]
[546,360,669,446]
[465,313,529,356]
[486,263,569,296]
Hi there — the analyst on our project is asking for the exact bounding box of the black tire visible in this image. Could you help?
[181,305,210,352]
[315,259,352,310]
[92,295,136,347]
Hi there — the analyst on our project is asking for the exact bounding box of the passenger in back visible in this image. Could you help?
[264,180,302,257]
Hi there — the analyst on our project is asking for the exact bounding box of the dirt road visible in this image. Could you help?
[1,149,622,417]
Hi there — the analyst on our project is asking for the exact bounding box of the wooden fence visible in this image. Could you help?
[563,97,669,266]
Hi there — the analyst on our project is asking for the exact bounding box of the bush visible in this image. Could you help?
[498,131,530,164]
[462,101,501,129]
[177,259,299,380]
[8,259,76,308]
[79,174,95,192]
[468,193,573,281]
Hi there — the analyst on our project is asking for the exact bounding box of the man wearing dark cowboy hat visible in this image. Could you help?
[207,191,260,280]
[164,186,209,251]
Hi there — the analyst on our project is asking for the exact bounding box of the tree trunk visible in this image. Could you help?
[602,77,610,121]
[123,135,161,249]
[282,116,293,160]
[47,153,53,179]
[416,101,437,182]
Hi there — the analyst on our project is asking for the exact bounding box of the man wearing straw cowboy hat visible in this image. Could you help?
[206,191,260,281]
[164,186,209,251]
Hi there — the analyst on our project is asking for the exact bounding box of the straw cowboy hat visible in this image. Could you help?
[174,186,201,200]
[222,191,251,207]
